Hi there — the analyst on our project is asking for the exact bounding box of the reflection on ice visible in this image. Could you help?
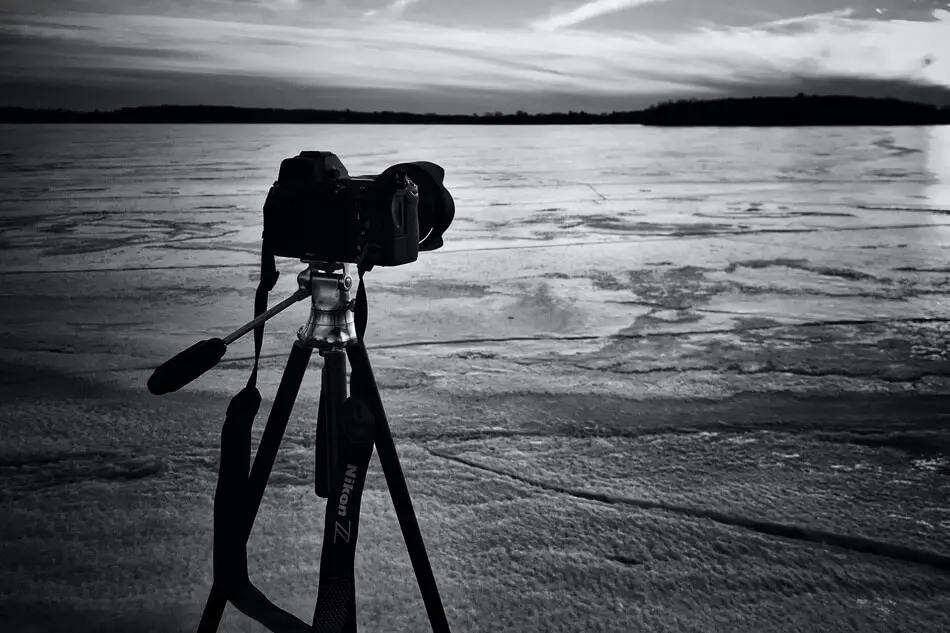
[925,126,950,209]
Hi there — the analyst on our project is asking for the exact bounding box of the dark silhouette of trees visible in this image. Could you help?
[1,95,948,125]
[637,94,949,126]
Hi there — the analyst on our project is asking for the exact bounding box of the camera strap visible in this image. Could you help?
[355,267,368,343]
[208,247,321,632]
[354,244,379,343]
[212,244,278,593]
[249,246,280,389]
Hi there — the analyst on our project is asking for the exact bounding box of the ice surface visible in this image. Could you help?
[0,123,948,396]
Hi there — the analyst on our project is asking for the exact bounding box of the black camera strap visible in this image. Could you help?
[355,267,368,343]
[249,246,280,389]
[211,245,318,633]
[354,244,379,343]
[217,245,278,577]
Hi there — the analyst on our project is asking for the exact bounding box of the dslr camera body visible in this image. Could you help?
[263,151,454,267]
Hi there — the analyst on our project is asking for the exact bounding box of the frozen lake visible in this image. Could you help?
[1,124,949,397]
[4,124,950,633]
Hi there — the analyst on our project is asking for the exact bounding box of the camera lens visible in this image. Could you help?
[375,162,454,251]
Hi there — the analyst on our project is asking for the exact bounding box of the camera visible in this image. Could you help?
[263,151,454,266]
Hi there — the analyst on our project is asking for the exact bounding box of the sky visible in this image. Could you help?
[1,0,949,113]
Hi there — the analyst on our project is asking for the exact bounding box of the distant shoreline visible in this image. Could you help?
[2,94,949,126]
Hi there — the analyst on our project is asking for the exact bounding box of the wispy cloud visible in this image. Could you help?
[531,0,672,32]
[1,7,949,110]
[364,0,422,18]
[751,8,858,33]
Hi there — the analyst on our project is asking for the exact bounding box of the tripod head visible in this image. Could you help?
[297,261,358,352]
[147,259,363,394]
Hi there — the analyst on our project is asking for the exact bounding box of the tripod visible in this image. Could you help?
[149,260,451,633]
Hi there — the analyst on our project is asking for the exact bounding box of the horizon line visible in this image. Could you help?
[3,93,949,117]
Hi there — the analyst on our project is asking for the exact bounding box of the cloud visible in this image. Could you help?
[750,8,858,33]
[531,0,672,31]
[364,0,422,18]
[1,7,949,111]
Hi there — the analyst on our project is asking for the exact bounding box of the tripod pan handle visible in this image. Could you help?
[147,338,228,395]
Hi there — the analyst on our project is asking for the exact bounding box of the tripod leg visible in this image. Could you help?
[196,341,313,633]
[315,364,330,498]
[346,341,452,633]
[321,351,348,495]
[196,584,229,633]
[243,341,313,538]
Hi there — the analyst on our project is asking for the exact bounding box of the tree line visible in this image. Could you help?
[2,94,948,125]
